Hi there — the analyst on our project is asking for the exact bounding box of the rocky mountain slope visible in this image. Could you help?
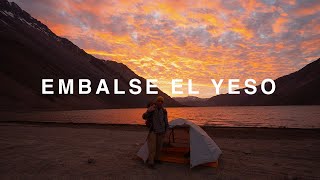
[0,0,180,110]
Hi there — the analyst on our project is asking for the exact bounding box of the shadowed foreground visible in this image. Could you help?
[0,122,319,179]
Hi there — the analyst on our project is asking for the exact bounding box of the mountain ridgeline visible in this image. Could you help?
[206,58,320,106]
[0,0,180,110]
[174,59,320,106]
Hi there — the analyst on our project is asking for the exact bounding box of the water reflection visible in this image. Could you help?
[1,106,319,128]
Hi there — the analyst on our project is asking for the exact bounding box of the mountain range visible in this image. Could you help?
[173,96,209,106]
[174,58,320,106]
[206,58,320,106]
[0,0,180,110]
[0,0,319,110]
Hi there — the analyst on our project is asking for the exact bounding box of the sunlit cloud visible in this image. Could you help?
[11,0,320,97]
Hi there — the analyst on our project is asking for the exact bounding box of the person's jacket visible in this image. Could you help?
[142,107,168,133]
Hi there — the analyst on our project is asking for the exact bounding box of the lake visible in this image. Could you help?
[1,106,320,128]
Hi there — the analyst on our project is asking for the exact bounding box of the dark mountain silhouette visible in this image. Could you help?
[0,0,180,110]
[173,96,208,106]
[207,58,320,106]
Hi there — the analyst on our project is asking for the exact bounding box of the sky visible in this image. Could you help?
[11,0,320,97]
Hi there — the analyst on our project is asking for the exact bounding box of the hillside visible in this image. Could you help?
[0,0,180,110]
[207,58,320,106]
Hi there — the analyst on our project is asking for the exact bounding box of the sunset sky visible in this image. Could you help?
[11,0,320,97]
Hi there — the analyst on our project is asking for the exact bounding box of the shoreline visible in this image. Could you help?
[1,121,320,141]
[0,104,319,113]
[2,120,320,130]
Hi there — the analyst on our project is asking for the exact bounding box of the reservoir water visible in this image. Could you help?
[1,106,320,128]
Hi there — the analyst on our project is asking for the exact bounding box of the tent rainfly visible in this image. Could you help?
[137,118,222,168]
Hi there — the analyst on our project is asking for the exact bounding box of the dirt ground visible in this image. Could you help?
[0,122,319,179]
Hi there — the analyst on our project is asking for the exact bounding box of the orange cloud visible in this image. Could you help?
[12,0,320,97]
[272,17,289,33]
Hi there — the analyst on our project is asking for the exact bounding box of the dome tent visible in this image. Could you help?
[137,118,222,168]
